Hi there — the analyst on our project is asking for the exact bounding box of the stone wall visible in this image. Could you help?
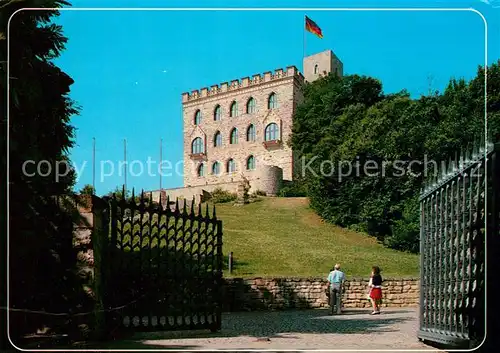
[222,277,419,311]
[147,171,282,207]
[148,183,241,206]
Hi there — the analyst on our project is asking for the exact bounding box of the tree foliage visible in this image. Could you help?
[1,0,85,345]
[291,63,500,253]
[105,186,143,203]
[79,184,94,195]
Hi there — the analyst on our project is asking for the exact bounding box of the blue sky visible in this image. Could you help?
[47,0,500,196]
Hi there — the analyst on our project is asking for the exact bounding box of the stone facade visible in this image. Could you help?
[223,277,419,311]
[256,165,283,196]
[182,66,302,188]
[303,49,343,83]
[180,50,343,195]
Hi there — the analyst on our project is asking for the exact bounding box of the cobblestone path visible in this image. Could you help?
[103,307,441,351]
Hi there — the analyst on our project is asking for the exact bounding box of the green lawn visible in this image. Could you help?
[210,197,419,279]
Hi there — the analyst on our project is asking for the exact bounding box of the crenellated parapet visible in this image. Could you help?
[182,66,304,103]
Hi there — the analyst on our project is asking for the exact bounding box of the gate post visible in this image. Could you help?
[484,142,500,351]
[72,195,109,340]
[418,198,424,336]
[90,195,109,340]
[215,219,224,332]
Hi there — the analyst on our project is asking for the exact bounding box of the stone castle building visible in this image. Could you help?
[152,49,343,203]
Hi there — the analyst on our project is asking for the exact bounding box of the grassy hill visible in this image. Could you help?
[211,197,419,278]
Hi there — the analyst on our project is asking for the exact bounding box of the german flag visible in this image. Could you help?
[305,16,323,39]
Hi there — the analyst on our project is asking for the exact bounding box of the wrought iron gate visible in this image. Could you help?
[103,191,223,332]
[418,139,499,348]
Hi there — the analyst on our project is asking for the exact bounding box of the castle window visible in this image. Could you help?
[246,124,256,142]
[268,93,278,109]
[194,110,202,125]
[191,137,204,154]
[214,105,221,121]
[264,123,279,141]
[230,101,238,117]
[212,161,221,175]
[246,155,255,170]
[230,128,238,144]
[246,97,256,114]
[214,131,222,147]
[227,159,236,173]
[197,163,205,177]
[314,64,318,74]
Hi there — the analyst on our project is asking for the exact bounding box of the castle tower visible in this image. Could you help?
[303,49,343,83]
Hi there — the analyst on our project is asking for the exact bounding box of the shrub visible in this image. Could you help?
[383,196,420,253]
[250,190,266,198]
[211,187,237,204]
[278,181,307,197]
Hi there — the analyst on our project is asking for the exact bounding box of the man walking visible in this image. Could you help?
[327,264,345,315]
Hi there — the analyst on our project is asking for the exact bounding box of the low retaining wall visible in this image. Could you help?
[223,277,419,311]
[147,175,282,207]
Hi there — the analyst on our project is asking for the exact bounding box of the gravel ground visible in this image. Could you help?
[103,307,442,351]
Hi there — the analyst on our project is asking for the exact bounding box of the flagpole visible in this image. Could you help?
[159,138,163,204]
[158,138,163,207]
[123,138,127,196]
[92,137,96,195]
[303,15,307,59]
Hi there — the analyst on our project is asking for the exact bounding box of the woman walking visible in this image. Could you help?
[368,266,383,315]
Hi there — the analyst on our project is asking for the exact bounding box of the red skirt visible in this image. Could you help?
[369,287,382,300]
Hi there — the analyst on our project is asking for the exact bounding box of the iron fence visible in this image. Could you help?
[418,139,499,348]
[103,190,223,333]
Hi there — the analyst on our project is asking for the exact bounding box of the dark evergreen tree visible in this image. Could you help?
[1,0,85,347]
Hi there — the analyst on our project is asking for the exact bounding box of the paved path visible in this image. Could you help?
[103,307,441,351]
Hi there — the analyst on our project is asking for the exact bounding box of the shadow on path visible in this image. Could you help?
[130,308,415,341]
[70,308,422,350]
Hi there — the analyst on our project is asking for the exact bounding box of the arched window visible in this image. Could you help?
[227,159,236,173]
[213,131,222,147]
[197,163,205,177]
[246,97,256,114]
[230,128,238,144]
[314,64,319,74]
[191,137,204,154]
[194,110,202,125]
[246,124,256,142]
[212,161,221,175]
[268,93,277,109]
[230,101,238,117]
[214,105,221,121]
[264,123,279,141]
[246,155,255,170]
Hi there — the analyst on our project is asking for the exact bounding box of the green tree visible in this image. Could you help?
[291,65,500,253]
[79,184,94,195]
[1,0,85,346]
[105,186,161,206]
